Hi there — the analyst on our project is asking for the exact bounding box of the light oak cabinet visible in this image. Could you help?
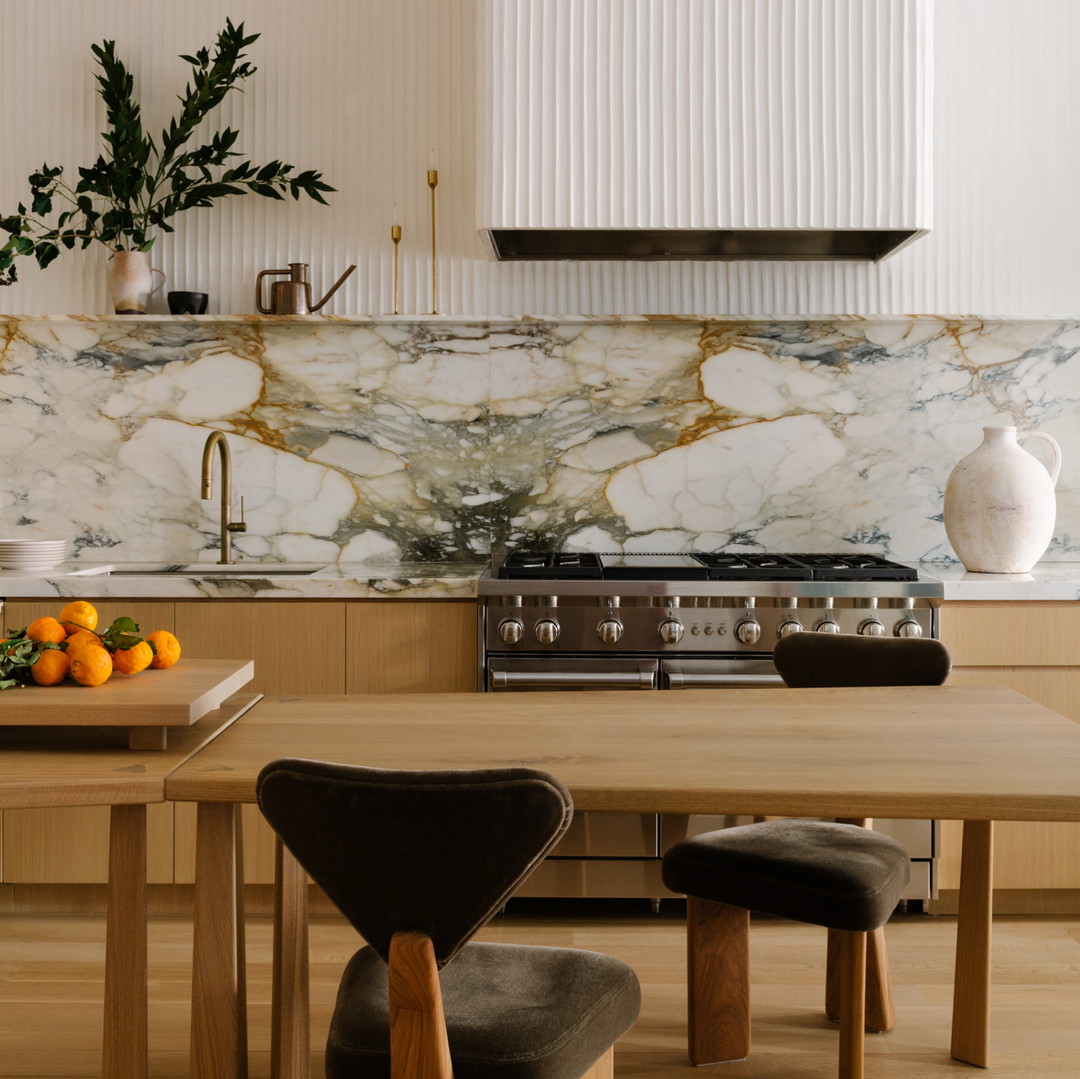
[937,601,1080,911]
[2,597,478,890]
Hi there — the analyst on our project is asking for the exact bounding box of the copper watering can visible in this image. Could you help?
[255,262,356,315]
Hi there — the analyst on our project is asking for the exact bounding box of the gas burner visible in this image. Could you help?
[784,554,918,581]
[496,552,604,579]
[694,553,814,580]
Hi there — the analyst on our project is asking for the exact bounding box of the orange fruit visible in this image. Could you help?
[58,600,99,634]
[31,648,70,686]
[145,630,181,669]
[26,616,67,645]
[65,628,102,653]
[113,640,153,675]
[68,645,113,687]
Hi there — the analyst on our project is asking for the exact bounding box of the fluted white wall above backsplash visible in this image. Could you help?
[2,0,1079,316]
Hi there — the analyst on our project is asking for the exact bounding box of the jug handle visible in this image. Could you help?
[309,264,357,313]
[256,268,292,314]
[150,268,166,296]
[1020,431,1062,486]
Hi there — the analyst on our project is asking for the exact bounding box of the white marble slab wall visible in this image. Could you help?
[1,317,1076,565]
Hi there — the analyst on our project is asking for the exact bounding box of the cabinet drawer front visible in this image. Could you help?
[940,603,1080,666]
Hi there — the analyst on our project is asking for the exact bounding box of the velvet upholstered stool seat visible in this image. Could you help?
[257,759,640,1079]
[663,820,910,1079]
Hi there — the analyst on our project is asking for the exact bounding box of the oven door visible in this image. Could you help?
[660,657,784,689]
[487,656,658,691]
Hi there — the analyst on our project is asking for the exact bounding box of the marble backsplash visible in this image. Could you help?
[1,315,1077,566]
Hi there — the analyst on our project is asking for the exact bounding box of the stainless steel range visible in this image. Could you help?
[479,552,941,691]
[477,552,944,905]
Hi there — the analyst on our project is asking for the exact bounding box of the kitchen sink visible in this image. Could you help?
[104,563,329,576]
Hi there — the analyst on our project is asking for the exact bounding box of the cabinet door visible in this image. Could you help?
[938,603,1080,899]
[346,600,477,693]
[174,600,347,696]
[1,600,177,885]
[172,600,348,884]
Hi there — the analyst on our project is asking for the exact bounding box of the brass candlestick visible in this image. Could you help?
[428,169,439,314]
[391,224,402,315]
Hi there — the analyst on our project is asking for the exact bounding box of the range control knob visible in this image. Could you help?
[658,619,684,644]
[815,619,841,634]
[597,618,624,644]
[734,619,761,645]
[895,618,923,638]
[777,619,803,639]
[534,618,560,644]
[498,618,524,644]
[858,618,886,637]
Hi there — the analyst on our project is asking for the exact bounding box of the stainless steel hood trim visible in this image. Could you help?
[481,228,928,263]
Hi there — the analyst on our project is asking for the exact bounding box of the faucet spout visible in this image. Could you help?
[200,431,245,564]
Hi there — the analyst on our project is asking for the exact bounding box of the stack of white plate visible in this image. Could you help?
[0,538,69,572]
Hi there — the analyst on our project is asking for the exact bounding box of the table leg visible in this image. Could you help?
[103,803,148,1079]
[272,838,310,1079]
[951,819,993,1067]
[191,802,248,1079]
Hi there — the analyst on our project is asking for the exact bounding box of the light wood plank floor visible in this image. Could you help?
[0,902,1078,1078]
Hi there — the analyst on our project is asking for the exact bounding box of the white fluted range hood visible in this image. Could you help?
[478,0,932,262]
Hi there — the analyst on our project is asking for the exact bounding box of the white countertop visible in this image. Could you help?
[0,562,487,600]
[3,560,1080,602]
[925,562,1080,601]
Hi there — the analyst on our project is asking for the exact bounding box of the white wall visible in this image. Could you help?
[2,0,1078,317]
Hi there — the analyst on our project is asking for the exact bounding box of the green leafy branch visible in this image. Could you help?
[0,19,334,285]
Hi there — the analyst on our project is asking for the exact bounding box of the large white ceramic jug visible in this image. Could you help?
[943,425,1062,573]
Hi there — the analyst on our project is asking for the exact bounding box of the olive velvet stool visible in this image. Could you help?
[663,819,910,1079]
[257,759,641,1079]
[773,631,951,1032]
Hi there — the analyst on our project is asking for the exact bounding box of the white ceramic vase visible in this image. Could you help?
[107,250,165,314]
[943,425,1062,573]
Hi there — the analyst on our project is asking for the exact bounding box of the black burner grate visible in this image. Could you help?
[783,554,917,581]
[494,550,917,582]
[693,553,814,580]
[495,552,604,579]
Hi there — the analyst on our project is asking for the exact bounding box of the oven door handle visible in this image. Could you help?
[490,666,657,690]
[664,670,786,689]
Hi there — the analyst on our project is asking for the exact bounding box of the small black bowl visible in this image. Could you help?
[168,291,209,315]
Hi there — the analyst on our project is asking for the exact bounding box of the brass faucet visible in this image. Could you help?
[200,431,247,564]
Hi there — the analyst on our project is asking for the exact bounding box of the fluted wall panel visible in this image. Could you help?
[480,0,930,231]
[2,0,1079,317]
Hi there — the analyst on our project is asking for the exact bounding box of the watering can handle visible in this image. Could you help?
[255,268,292,314]
[1020,431,1062,487]
[309,265,357,313]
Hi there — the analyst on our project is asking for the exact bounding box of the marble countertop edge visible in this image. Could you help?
[3,313,1079,326]
[4,561,1080,602]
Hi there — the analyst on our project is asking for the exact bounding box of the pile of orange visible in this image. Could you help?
[12,601,182,688]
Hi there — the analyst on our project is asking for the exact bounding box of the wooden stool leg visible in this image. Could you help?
[826,925,896,1031]
[838,930,867,1079]
[686,897,750,1065]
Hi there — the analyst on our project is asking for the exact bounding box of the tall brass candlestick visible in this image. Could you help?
[391,224,402,315]
[427,169,439,314]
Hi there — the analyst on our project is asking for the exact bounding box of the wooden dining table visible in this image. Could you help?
[164,684,1080,1079]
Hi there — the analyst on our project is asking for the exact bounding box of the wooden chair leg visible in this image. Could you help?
[686,897,750,1065]
[388,932,453,1079]
[826,925,896,1031]
[827,816,895,1033]
[838,930,867,1079]
[579,1046,614,1079]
